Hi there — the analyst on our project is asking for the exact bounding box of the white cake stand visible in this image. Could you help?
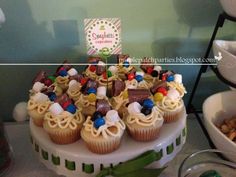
[30,110,187,177]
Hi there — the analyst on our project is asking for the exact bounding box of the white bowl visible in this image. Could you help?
[219,0,236,17]
[203,91,236,162]
[213,40,236,84]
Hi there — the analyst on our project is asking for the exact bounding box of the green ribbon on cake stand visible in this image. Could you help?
[96,150,166,177]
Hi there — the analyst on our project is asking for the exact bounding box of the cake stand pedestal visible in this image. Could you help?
[30,110,187,177]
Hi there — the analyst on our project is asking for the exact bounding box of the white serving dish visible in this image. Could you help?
[203,91,236,162]
[219,0,236,17]
[30,110,187,177]
[213,40,236,84]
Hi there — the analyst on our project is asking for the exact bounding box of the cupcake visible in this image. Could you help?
[140,60,161,84]
[27,92,51,127]
[116,55,136,80]
[43,103,84,144]
[81,110,125,154]
[166,74,187,98]
[83,57,102,80]
[151,79,184,123]
[125,99,164,141]
[67,80,82,102]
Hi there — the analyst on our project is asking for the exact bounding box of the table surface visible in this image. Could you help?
[3,114,210,177]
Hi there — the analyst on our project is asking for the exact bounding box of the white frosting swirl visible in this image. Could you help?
[126,106,164,127]
[27,99,51,114]
[167,81,187,98]
[125,79,138,89]
[44,110,84,130]
[157,96,183,112]
[83,116,125,139]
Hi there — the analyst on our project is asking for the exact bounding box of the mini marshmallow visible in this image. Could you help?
[49,103,64,115]
[174,74,182,84]
[32,92,48,103]
[108,66,118,74]
[68,80,77,88]
[97,86,107,97]
[106,110,120,123]
[128,102,142,115]
[167,88,180,100]
[126,57,132,64]
[136,71,145,77]
[67,68,78,76]
[32,82,45,92]
[98,61,106,66]
[154,65,162,72]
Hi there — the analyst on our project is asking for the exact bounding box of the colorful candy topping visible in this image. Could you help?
[143,99,154,109]
[157,87,168,96]
[87,88,97,95]
[128,73,135,81]
[58,70,68,77]
[88,93,97,102]
[135,75,143,82]
[91,111,103,121]
[49,103,64,115]
[167,75,174,82]
[154,92,164,102]
[48,92,57,101]
[123,61,130,68]
[89,65,96,72]
[94,117,106,129]
[66,104,77,114]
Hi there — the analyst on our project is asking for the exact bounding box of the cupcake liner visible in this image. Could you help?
[127,124,161,142]
[43,121,82,144]
[81,129,122,154]
[28,110,45,127]
[163,104,184,123]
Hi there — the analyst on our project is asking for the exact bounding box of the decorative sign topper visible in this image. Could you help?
[84,18,121,55]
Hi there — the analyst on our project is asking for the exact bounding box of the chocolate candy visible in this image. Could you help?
[89,65,96,72]
[141,107,152,116]
[140,59,153,72]
[146,67,153,74]
[88,93,97,102]
[48,92,57,101]
[112,80,125,97]
[96,99,111,116]
[67,68,78,76]
[44,79,53,87]
[150,80,167,94]
[33,70,47,83]
[91,111,103,121]
[151,70,158,77]
[135,75,143,82]
[86,79,98,89]
[66,104,77,114]
[32,92,49,103]
[106,110,120,123]
[143,99,154,109]
[55,94,71,106]
[128,102,142,114]
[107,70,112,78]
[167,75,174,82]
[123,61,130,68]
[154,92,164,102]
[94,117,106,129]
[49,103,64,115]
[97,86,107,98]
[157,87,168,96]
[128,73,135,81]
[128,89,151,104]
[32,82,45,92]
[87,88,97,94]
[59,70,68,77]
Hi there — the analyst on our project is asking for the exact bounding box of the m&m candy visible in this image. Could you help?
[143,99,154,109]
[91,111,103,121]
[66,104,77,114]
[167,75,174,82]
[147,67,153,74]
[128,73,135,81]
[151,70,158,77]
[141,107,152,116]
[154,92,164,102]
[88,93,96,102]
[48,76,56,83]
[44,79,53,87]
[62,100,72,110]
[157,87,167,96]
[135,75,143,82]
[80,78,87,86]
[87,87,97,94]
[123,61,130,68]
[94,117,106,129]
[102,72,107,79]
[48,92,57,101]
[89,65,96,72]
[122,90,129,99]
[107,70,112,78]
[59,70,68,77]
